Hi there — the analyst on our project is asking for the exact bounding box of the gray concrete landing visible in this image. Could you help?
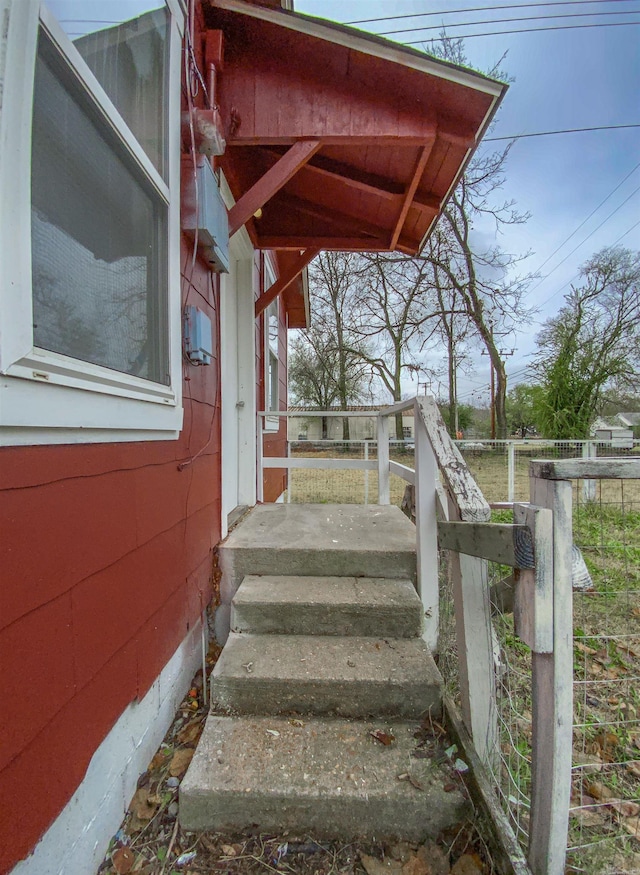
[180,715,469,840]
[216,504,417,644]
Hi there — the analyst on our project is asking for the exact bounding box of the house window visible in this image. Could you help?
[0,1,185,445]
[264,299,280,431]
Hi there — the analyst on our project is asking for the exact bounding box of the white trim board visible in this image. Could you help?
[10,620,204,875]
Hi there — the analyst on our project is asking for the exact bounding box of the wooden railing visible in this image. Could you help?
[257,399,640,875]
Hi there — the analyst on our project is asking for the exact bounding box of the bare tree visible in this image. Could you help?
[421,35,535,438]
[350,254,440,438]
[289,325,371,438]
[309,252,371,439]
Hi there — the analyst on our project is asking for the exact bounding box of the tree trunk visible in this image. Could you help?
[494,359,508,439]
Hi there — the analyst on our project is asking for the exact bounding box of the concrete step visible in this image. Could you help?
[231,575,424,638]
[211,632,442,719]
[180,715,469,840]
[216,504,417,643]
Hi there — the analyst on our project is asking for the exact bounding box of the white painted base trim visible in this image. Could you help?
[11,619,205,875]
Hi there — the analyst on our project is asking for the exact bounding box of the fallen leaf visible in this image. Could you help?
[149,749,171,771]
[169,748,194,777]
[451,854,483,875]
[593,732,619,763]
[571,807,606,828]
[626,760,640,778]
[575,641,598,655]
[585,781,614,801]
[370,729,395,746]
[416,842,449,875]
[402,855,433,875]
[623,816,640,839]
[112,847,136,874]
[610,800,640,818]
[388,843,413,863]
[128,788,159,824]
[221,845,236,857]
[266,729,280,737]
[289,719,304,727]
[177,720,203,746]
[360,852,404,875]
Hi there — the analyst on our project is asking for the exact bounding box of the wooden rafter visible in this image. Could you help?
[270,193,390,242]
[258,236,388,251]
[228,140,321,237]
[390,144,434,250]
[255,248,320,317]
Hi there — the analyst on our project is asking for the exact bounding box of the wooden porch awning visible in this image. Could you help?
[204,0,507,324]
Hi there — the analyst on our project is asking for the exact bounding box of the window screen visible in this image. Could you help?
[31,30,169,385]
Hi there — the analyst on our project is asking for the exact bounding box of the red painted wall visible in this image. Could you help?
[0,6,295,868]
[0,8,225,868]
[0,237,222,875]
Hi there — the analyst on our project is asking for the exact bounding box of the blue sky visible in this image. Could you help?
[296,0,640,404]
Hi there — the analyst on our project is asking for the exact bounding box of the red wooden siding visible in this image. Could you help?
[0,230,221,875]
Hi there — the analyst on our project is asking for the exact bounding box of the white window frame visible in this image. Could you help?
[263,258,280,433]
[0,0,185,446]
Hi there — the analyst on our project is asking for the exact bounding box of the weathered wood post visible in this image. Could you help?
[414,398,439,649]
[527,462,574,875]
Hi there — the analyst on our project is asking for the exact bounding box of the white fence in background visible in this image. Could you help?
[257,401,640,875]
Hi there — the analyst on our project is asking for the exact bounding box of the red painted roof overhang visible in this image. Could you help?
[204,0,507,325]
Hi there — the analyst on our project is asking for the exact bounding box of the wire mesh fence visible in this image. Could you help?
[456,440,640,505]
[284,439,412,506]
[439,474,640,875]
[568,478,640,874]
[270,424,640,871]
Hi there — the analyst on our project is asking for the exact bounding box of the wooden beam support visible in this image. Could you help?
[255,248,320,317]
[438,521,534,568]
[258,236,387,251]
[228,140,321,237]
[274,148,405,200]
[390,143,433,249]
[272,193,391,243]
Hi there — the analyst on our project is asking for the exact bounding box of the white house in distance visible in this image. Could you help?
[288,405,416,443]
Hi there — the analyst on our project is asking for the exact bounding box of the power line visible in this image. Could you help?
[613,219,640,243]
[531,185,640,291]
[528,161,640,282]
[485,124,640,142]
[378,9,640,37]
[344,0,639,26]
[404,20,640,42]
[534,216,640,311]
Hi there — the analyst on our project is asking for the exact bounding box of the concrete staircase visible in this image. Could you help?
[180,505,468,840]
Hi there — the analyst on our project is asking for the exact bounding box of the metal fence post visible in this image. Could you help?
[508,441,515,503]
[377,415,390,504]
[364,440,370,506]
[582,441,596,502]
